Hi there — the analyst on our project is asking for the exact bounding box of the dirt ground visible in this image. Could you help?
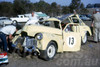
[0,21,100,67]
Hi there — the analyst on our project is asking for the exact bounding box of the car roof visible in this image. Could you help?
[58,14,72,21]
[0,17,7,18]
[44,17,61,22]
[58,14,79,21]
[43,14,80,23]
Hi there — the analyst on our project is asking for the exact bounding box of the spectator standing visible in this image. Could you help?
[25,12,39,25]
[92,9,100,42]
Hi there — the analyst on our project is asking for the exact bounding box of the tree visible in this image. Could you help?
[56,5,62,16]
[94,4,100,8]
[33,1,51,15]
[13,0,31,16]
[50,2,58,16]
[86,4,94,8]
[69,0,81,13]
[62,6,70,14]
[79,3,89,14]
[80,8,89,14]
[0,2,13,17]
[80,3,84,8]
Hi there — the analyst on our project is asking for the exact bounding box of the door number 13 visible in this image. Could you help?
[69,37,74,45]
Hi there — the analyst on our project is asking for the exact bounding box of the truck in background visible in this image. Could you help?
[10,15,29,24]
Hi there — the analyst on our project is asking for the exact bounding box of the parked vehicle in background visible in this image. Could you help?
[0,17,12,26]
[79,15,91,21]
[10,15,29,24]
[85,14,92,19]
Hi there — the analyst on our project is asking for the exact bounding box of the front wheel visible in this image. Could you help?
[39,42,57,61]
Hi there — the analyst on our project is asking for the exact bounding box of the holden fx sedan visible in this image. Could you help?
[12,14,92,61]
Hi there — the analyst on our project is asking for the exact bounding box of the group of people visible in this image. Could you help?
[0,12,40,56]
[0,12,38,53]
[0,9,100,53]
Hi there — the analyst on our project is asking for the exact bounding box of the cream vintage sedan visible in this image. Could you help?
[12,16,90,60]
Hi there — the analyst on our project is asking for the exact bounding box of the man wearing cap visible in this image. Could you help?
[0,25,21,53]
[92,9,100,42]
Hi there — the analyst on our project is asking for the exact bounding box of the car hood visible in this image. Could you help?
[22,25,62,37]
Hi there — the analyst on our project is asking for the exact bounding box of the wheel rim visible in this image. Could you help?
[47,45,55,58]
[13,21,17,25]
[13,21,16,23]
[83,34,87,43]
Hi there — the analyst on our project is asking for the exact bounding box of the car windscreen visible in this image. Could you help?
[41,21,60,29]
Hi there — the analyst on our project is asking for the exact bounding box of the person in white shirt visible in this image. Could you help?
[25,12,39,25]
[92,9,100,42]
[0,25,21,52]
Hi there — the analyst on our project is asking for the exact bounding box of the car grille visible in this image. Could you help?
[25,37,37,48]
[14,36,37,49]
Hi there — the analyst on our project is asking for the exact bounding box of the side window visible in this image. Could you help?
[73,19,79,23]
[72,15,79,23]
[65,24,73,32]
[62,18,70,23]
[50,21,55,28]
[54,21,60,29]
[21,16,23,18]
[43,21,51,26]
[62,18,70,29]
[42,21,60,29]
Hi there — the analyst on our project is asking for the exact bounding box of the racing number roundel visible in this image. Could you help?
[67,36,76,47]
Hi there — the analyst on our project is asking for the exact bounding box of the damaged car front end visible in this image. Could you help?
[13,30,44,57]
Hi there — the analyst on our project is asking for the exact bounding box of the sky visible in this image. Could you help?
[0,0,100,6]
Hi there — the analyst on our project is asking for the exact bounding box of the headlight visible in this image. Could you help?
[36,33,43,40]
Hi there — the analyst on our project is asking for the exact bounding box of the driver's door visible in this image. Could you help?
[63,24,81,52]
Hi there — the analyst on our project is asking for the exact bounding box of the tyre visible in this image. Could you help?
[39,41,57,61]
[82,33,87,44]
[2,22,5,27]
[12,20,17,25]
[17,47,27,57]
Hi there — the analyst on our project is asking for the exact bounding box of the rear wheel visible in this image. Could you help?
[12,20,18,25]
[82,33,87,44]
[39,41,57,61]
